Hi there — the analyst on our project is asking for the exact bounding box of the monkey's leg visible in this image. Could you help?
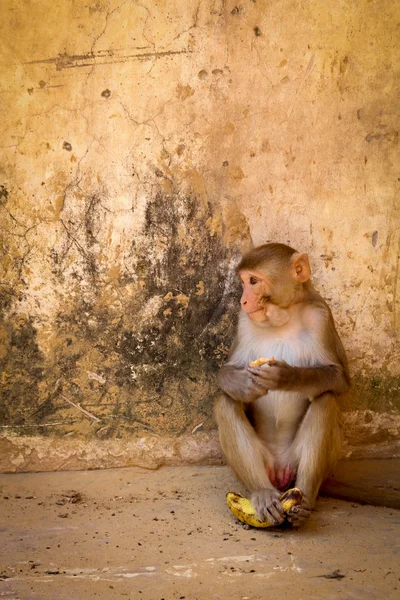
[214,394,284,525]
[289,393,341,525]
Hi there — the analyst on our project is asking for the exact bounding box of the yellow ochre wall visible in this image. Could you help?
[0,0,399,471]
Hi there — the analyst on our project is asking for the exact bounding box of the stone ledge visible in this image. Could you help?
[0,432,224,473]
[0,409,399,473]
[1,434,398,509]
[0,429,399,475]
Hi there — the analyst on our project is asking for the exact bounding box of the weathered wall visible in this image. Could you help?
[0,0,399,471]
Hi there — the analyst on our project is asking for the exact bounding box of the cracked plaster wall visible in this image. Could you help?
[0,0,399,471]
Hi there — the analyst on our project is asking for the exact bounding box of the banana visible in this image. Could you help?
[280,488,303,513]
[226,488,303,528]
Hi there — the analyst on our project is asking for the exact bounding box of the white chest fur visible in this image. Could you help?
[229,312,328,446]
[230,312,328,368]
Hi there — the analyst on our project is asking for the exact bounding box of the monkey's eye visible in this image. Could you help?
[249,277,258,285]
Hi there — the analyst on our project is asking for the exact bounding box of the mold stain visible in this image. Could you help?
[0,288,46,428]
[12,190,242,437]
[0,185,9,205]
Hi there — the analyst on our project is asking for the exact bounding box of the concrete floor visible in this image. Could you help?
[0,466,399,600]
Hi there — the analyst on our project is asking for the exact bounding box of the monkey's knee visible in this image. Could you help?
[214,394,231,427]
[214,395,270,491]
[313,391,339,411]
[214,395,240,463]
[295,393,341,475]
[214,394,236,447]
[311,393,341,429]
[214,393,245,424]
[214,394,255,452]
[309,393,341,436]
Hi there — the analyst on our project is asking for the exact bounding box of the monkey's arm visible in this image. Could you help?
[248,360,349,399]
[217,365,268,403]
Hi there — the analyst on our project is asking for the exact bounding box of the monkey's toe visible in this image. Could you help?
[287,505,311,527]
[251,489,285,525]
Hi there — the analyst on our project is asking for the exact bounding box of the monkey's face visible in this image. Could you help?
[239,270,290,327]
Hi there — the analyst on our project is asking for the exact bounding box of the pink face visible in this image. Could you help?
[239,270,269,319]
[239,270,289,327]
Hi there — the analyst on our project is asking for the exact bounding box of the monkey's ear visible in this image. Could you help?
[291,253,311,283]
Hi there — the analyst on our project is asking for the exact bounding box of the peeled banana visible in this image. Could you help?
[226,488,303,528]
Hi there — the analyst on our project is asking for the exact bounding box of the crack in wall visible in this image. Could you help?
[24,48,192,71]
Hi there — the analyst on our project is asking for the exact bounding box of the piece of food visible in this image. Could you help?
[249,356,275,367]
[226,488,303,528]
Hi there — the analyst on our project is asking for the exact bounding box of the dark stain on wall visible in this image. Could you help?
[0,185,9,205]
[131,192,237,369]
[2,188,394,439]
[353,376,400,413]
[1,190,242,437]
[0,287,45,428]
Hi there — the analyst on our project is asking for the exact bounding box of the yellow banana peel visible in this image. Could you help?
[226,488,303,528]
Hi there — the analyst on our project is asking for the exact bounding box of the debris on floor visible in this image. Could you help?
[0,466,399,599]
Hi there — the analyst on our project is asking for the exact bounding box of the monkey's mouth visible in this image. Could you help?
[242,305,264,315]
[246,308,268,322]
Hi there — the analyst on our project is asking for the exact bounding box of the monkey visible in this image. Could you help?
[215,243,350,527]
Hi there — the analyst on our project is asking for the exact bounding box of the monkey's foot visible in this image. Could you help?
[251,488,285,525]
[226,488,303,528]
[286,494,311,527]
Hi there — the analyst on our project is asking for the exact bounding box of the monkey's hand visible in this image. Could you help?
[248,359,297,391]
[249,359,348,396]
[286,494,311,527]
[218,366,269,403]
[250,488,285,526]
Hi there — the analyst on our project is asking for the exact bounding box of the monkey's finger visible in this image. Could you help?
[263,497,285,522]
[249,376,270,392]
[253,380,269,392]
[266,512,284,527]
[287,506,310,526]
[250,371,269,383]
[248,367,278,380]
[256,503,271,523]
[250,371,278,389]
[267,359,287,366]
[266,502,285,525]
[248,367,268,374]
[272,497,285,515]
[248,372,263,384]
